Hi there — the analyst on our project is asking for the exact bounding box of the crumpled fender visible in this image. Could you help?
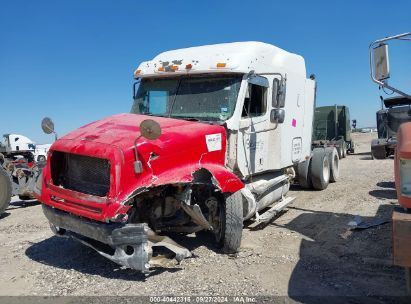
[130,162,244,197]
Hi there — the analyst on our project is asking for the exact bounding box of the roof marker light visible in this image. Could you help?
[135,69,142,75]
[158,67,165,72]
[216,62,227,68]
[185,63,193,69]
[171,65,179,71]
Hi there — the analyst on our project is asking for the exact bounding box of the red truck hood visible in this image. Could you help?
[62,113,209,150]
[40,113,235,221]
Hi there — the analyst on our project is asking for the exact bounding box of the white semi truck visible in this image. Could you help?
[0,133,51,214]
[34,41,340,270]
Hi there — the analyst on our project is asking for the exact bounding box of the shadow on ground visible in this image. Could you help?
[8,199,40,210]
[377,181,395,189]
[0,212,10,220]
[25,230,219,280]
[369,189,397,200]
[280,204,406,300]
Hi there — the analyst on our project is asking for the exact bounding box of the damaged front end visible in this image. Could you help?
[42,204,192,272]
[38,114,244,272]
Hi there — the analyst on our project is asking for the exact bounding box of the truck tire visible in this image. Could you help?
[405,267,411,295]
[218,191,243,253]
[371,139,387,160]
[336,145,343,159]
[0,167,12,215]
[342,141,347,158]
[37,155,46,162]
[310,148,330,190]
[297,158,312,189]
[348,141,355,154]
[326,147,339,183]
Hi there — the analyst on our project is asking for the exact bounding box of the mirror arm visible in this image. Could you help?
[369,32,411,99]
[133,135,143,173]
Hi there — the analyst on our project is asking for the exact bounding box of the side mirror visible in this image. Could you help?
[373,44,390,81]
[41,117,54,134]
[140,119,162,140]
[272,78,286,108]
[41,117,58,141]
[133,119,162,174]
[270,108,285,124]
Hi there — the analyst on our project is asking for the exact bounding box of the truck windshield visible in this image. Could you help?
[131,75,242,122]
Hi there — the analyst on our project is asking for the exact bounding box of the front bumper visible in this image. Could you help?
[42,205,152,272]
[42,205,192,272]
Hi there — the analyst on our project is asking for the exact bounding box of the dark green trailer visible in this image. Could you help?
[312,105,354,158]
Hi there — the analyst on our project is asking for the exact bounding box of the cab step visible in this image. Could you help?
[256,196,296,223]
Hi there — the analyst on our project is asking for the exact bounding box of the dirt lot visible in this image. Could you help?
[0,132,406,298]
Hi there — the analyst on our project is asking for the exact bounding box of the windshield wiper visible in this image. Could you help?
[178,117,201,121]
[143,113,165,117]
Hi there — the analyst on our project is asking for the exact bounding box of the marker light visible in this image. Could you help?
[216,62,227,68]
[158,67,165,72]
[171,65,179,71]
[135,69,142,75]
[185,63,193,69]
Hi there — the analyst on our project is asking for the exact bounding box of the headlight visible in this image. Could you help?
[400,158,411,196]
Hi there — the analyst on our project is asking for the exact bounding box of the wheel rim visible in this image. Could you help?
[323,157,330,182]
[206,197,224,242]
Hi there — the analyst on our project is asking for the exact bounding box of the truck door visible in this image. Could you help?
[237,76,271,177]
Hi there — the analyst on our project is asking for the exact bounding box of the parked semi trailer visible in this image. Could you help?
[370,32,411,292]
[312,105,354,158]
[33,42,338,272]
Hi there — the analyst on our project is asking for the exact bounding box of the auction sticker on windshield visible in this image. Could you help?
[206,133,222,152]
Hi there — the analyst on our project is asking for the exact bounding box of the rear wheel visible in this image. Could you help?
[214,191,243,253]
[371,140,387,159]
[37,155,46,162]
[0,167,12,215]
[326,147,339,183]
[297,159,312,189]
[342,142,347,158]
[310,148,330,190]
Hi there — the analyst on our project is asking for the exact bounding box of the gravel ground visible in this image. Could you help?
[0,132,406,298]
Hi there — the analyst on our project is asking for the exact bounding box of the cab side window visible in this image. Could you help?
[242,84,267,117]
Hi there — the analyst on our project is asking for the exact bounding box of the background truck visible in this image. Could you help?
[370,32,411,292]
[372,96,411,159]
[312,105,355,158]
[0,131,51,215]
[35,41,339,272]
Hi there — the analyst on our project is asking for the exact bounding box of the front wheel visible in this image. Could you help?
[213,191,243,253]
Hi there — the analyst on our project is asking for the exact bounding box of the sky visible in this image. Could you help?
[1,0,410,143]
